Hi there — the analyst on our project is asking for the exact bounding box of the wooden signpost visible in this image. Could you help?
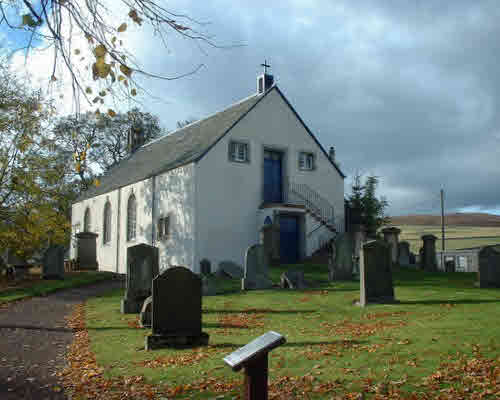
[223,331,286,400]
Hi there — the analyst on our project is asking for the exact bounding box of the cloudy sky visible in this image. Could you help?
[2,0,500,216]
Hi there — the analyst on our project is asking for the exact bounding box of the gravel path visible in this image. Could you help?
[0,280,123,399]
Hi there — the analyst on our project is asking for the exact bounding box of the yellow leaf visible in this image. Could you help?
[85,33,94,44]
[92,97,100,104]
[128,9,143,25]
[51,75,57,82]
[94,44,107,58]
[94,178,101,187]
[99,90,107,97]
[131,88,137,96]
[118,75,125,82]
[123,79,128,87]
[120,64,132,77]
[85,87,92,94]
[95,108,101,115]
[74,49,81,55]
[111,36,117,44]
[108,109,116,117]
[117,23,127,33]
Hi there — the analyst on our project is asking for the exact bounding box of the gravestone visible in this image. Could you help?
[218,261,244,279]
[445,259,456,273]
[139,296,152,328]
[121,244,159,314]
[280,269,308,289]
[145,266,209,349]
[200,259,211,275]
[242,244,273,290]
[398,241,411,266]
[382,227,401,264]
[327,239,336,281]
[75,231,98,270]
[332,233,354,280]
[202,275,217,296]
[478,245,500,288]
[260,223,280,265]
[409,252,416,265]
[421,235,438,272]
[358,240,397,307]
[42,245,65,279]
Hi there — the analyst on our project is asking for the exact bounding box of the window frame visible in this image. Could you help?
[228,140,250,163]
[103,201,112,244]
[298,151,316,171]
[157,215,170,240]
[83,207,91,232]
[126,194,137,241]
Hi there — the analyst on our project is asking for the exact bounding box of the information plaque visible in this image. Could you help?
[223,331,286,372]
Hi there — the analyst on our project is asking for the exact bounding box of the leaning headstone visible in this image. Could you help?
[382,227,402,264]
[242,244,273,290]
[218,261,244,279]
[398,241,411,266]
[332,233,354,280]
[421,235,438,272]
[139,296,152,328]
[145,266,209,350]
[280,269,308,289]
[478,245,500,288]
[357,240,397,307]
[121,244,159,314]
[200,259,211,275]
[42,245,65,279]
[75,232,98,270]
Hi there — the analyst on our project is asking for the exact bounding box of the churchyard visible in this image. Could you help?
[62,263,500,399]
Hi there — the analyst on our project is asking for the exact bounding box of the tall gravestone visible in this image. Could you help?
[478,245,500,288]
[75,232,98,270]
[42,245,65,279]
[242,244,273,290]
[352,225,366,277]
[358,240,397,307]
[145,266,209,350]
[121,244,159,314]
[382,227,401,264]
[332,233,354,280]
[421,235,438,272]
[398,241,411,266]
[327,239,336,281]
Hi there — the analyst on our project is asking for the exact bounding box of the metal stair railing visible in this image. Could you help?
[283,180,336,231]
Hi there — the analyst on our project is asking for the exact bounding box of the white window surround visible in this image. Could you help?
[229,141,250,163]
[298,151,315,171]
[103,201,112,244]
[127,194,137,241]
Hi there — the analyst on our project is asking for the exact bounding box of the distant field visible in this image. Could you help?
[390,224,500,253]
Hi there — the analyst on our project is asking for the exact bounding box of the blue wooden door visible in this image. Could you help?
[280,215,299,263]
[264,150,282,203]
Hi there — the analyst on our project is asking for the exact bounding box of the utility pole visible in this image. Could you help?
[441,188,445,269]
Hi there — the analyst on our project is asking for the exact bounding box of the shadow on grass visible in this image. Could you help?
[208,339,366,349]
[399,299,500,305]
[203,309,317,314]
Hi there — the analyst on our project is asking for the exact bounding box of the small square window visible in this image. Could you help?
[229,141,250,163]
[157,216,170,240]
[299,152,315,170]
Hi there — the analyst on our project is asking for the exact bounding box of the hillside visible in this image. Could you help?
[389,212,500,227]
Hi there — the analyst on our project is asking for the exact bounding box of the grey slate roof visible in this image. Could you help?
[76,93,263,202]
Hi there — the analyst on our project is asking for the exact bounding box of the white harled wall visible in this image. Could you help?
[70,163,196,273]
[195,88,344,270]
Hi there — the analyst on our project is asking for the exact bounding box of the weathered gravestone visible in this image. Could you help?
[200,259,211,275]
[218,261,244,279]
[145,266,209,350]
[75,231,98,270]
[409,252,416,265]
[42,245,65,279]
[445,259,456,273]
[357,240,397,307]
[478,245,500,288]
[382,227,401,264]
[260,223,280,265]
[421,235,438,272]
[280,269,308,289]
[331,233,354,280]
[327,239,336,282]
[139,296,152,328]
[121,244,159,314]
[242,244,273,290]
[398,241,411,266]
[202,275,217,296]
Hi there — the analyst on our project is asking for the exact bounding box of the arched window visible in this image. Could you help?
[127,194,137,241]
[83,207,91,232]
[103,201,112,244]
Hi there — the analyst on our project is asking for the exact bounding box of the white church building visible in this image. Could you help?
[70,73,345,274]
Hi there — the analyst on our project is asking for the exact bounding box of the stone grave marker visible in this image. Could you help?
[200,259,211,275]
[421,235,438,272]
[42,245,65,279]
[218,261,244,279]
[202,275,217,296]
[327,239,336,281]
[280,269,308,289]
[242,244,273,290]
[75,231,98,270]
[121,244,159,314]
[139,296,152,328]
[145,266,209,350]
[478,245,500,288]
[398,241,411,266]
[358,240,397,307]
[409,252,416,265]
[332,233,354,280]
[382,227,401,264]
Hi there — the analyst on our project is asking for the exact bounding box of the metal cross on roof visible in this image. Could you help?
[261,60,271,74]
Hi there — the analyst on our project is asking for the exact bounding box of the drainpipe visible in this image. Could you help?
[151,175,156,246]
[115,187,121,273]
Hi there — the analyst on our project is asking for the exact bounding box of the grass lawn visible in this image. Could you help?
[0,270,116,303]
[82,264,500,399]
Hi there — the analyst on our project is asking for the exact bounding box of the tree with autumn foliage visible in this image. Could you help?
[1,0,218,110]
[0,66,73,260]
